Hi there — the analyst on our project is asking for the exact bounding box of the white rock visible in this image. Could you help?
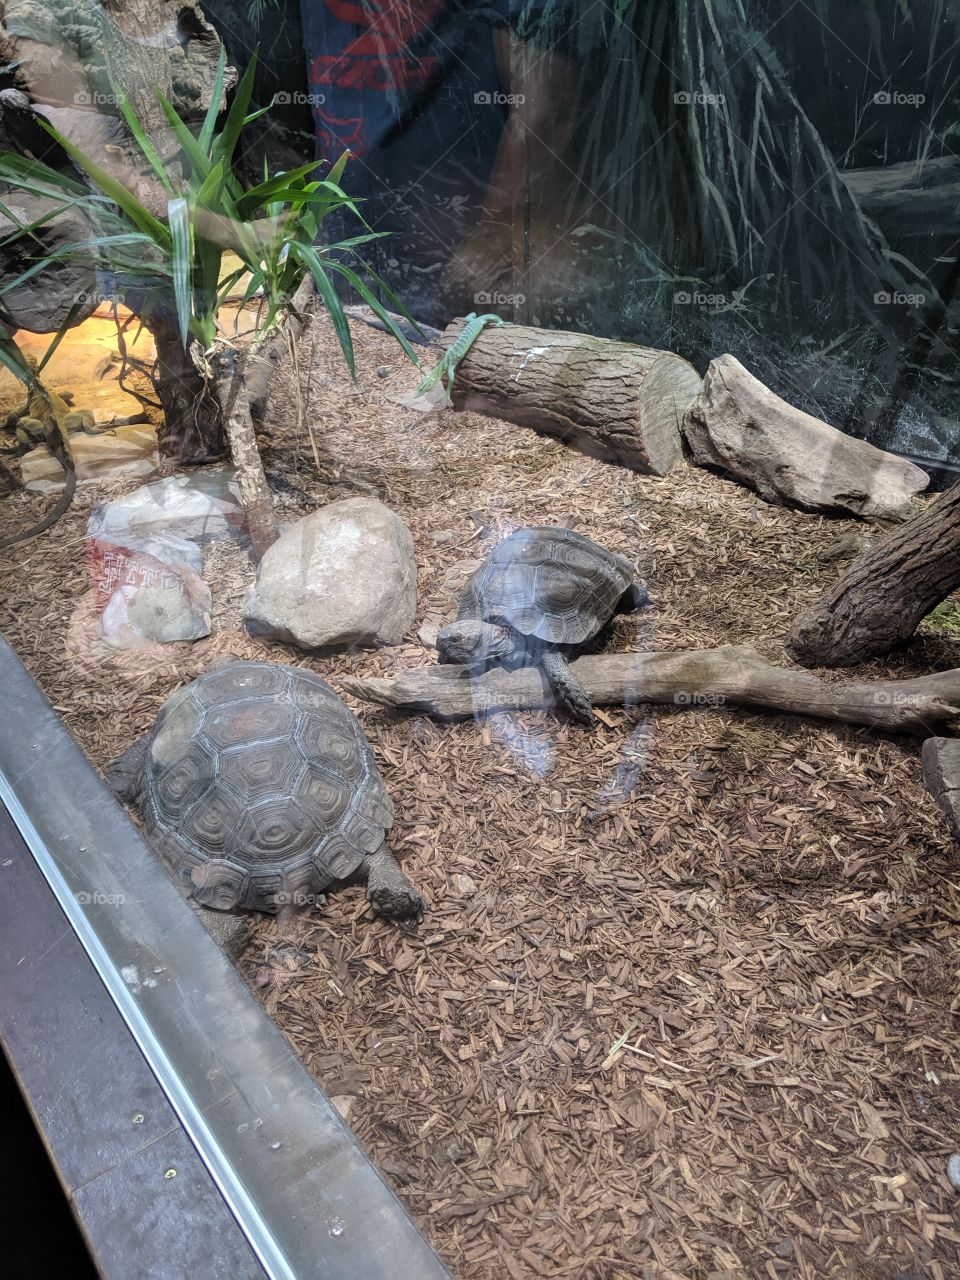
[243,497,417,650]
[330,1095,355,1122]
[22,425,159,491]
[684,355,929,519]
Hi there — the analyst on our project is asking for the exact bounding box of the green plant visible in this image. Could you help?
[924,598,960,633]
[0,48,421,466]
[0,49,420,380]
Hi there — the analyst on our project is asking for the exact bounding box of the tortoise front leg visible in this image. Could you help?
[362,844,425,922]
[106,734,150,806]
[539,648,595,726]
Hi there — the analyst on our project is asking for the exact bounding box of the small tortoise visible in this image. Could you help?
[437,525,647,725]
[108,661,424,921]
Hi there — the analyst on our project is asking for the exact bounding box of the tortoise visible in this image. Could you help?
[436,525,647,725]
[107,660,424,921]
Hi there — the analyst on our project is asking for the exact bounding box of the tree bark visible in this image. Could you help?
[338,645,960,735]
[209,276,317,560]
[246,275,316,420]
[150,316,227,465]
[210,345,278,561]
[440,320,702,475]
[839,156,960,241]
[785,482,960,668]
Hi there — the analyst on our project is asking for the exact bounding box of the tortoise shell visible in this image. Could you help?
[458,526,634,646]
[140,662,394,912]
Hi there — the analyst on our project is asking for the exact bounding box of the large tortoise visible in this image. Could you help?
[437,525,647,725]
[108,661,424,921]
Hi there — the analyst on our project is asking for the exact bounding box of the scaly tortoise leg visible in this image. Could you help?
[362,844,425,922]
[539,648,595,726]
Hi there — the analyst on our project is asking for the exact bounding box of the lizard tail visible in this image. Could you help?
[0,440,76,549]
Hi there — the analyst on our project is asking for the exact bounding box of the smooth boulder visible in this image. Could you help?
[683,355,929,519]
[243,498,417,650]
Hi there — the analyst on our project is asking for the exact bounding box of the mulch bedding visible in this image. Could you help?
[2,312,960,1279]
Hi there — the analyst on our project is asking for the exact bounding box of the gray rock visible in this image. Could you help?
[243,497,417,650]
[922,738,960,842]
[684,355,929,520]
[0,193,98,333]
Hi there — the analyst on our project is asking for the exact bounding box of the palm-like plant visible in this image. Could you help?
[0,50,420,461]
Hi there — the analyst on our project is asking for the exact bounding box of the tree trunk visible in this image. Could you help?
[150,317,227,465]
[440,320,702,475]
[338,645,960,735]
[839,157,960,241]
[210,346,279,561]
[785,482,960,668]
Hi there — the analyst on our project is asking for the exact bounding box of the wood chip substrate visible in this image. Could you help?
[2,314,960,1279]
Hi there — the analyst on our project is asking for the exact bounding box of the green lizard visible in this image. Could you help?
[414,312,506,400]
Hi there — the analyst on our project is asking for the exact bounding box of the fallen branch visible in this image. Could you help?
[339,645,960,734]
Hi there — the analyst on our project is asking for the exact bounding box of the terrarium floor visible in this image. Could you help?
[2,313,960,1280]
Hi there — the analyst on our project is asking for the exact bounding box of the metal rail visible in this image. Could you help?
[0,633,450,1280]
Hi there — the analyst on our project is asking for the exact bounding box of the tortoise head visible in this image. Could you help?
[437,620,513,667]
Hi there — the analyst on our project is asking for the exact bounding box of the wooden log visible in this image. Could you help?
[440,320,702,476]
[840,156,960,240]
[683,354,929,520]
[338,645,960,735]
[786,481,960,667]
[921,737,960,841]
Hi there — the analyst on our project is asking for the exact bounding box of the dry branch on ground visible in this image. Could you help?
[341,644,960,733]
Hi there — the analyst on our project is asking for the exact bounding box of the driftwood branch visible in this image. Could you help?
[339,645,960,735]
[786,481,960,667]
[211,276,316,561]
[683,354,928,520]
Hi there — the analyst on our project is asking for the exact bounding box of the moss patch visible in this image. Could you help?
[925,598,960,633]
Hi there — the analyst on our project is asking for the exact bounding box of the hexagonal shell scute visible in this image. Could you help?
[139,662,394,911]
